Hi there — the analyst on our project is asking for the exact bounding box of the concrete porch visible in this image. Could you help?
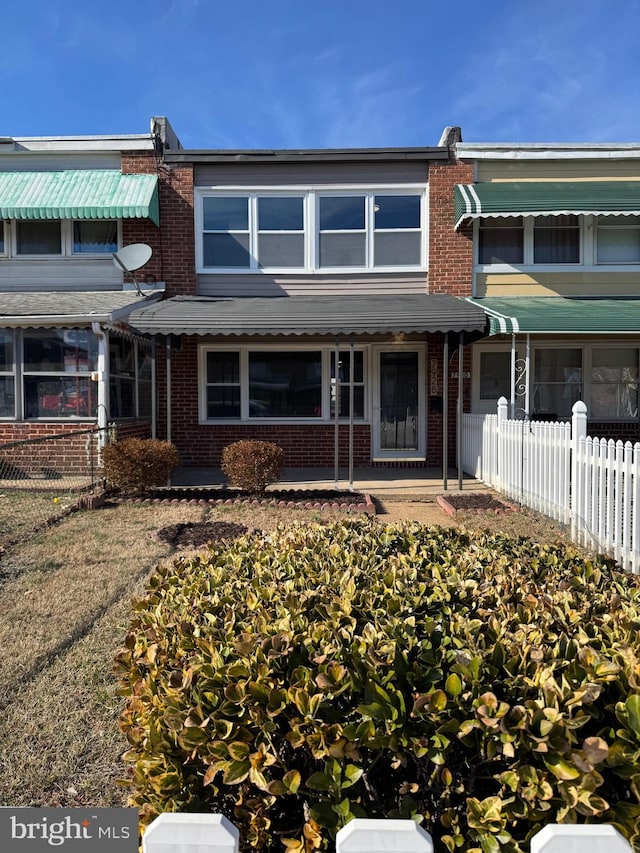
[170,466,490,498]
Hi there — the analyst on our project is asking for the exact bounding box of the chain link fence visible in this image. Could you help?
[0,428,107,550]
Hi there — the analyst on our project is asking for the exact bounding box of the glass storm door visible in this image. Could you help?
[374,350,424,459]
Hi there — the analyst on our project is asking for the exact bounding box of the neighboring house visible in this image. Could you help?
[454,141,640,441]
[0,118,182,462]
[128,128,486,470]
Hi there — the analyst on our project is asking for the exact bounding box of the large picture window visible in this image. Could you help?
[197,189,424,272]
[201,346,367,421]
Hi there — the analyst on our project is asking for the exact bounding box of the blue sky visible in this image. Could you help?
[2,0,640,148]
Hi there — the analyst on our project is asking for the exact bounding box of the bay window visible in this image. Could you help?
[201,346,366,421]
[197,189,425,272]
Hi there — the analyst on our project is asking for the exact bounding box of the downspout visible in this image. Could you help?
[334,337,340,488]
[457,332,463,491]
[442,333,449,490]
[91,322,108,450]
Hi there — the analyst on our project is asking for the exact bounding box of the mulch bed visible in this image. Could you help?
[132,487,374,514]
[437,492,517,517]
[156,520,256,549]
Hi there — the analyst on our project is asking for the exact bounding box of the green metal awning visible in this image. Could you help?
[468,297,640,335]
[454,181,640,229]
[0,170,159,225]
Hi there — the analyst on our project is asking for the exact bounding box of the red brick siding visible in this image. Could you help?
[428,161,474,296]
[120,154,196,295]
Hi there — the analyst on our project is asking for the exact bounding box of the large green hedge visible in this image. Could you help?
[116,520,640,853]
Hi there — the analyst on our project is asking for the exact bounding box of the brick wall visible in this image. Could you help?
[428,160,474,296]
[120,153,196,296]
[588,422,640,442]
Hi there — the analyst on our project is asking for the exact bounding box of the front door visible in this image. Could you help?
[373,348,425,460]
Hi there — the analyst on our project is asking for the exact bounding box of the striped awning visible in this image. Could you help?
[468,297,640,335]
[454,181,640,229]
[0,170,159,225]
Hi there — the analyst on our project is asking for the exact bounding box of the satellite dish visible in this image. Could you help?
[113,243,153,296]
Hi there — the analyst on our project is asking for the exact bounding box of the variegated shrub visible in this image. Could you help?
[116,519,640,853]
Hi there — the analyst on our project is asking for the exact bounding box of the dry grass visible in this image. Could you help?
[0,495,585,808]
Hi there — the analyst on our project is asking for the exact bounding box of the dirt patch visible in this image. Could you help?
[437,491,515,516]
[156,520,256,549]
[146,487,367,504]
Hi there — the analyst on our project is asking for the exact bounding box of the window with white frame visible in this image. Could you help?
[596,215,640,264]
[532,348,582,419]
[478,217,524,265]
[0,329,15,418]
[197,189,425,272]
[5,220,118,257]
[201,346,367,421]
[0,221,7,255]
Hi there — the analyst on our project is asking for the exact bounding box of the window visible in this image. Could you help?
[330,350,364,418]
[479,351,512,401]
[249,351,322,418]
[0,329,15,417]
[109,336,153,419]
[5,220,118,258]
[477,215,582,266]
[205,351,240,418]
[533,348,582,419]
[533,215,580,263]
[17,221,62,255]
[201,346,367,421]
[596,216,640,264]
[197,189,424,272]
[23,329,98,419]
[0,222,6,255]
[319,196,366,267]
[478,217,523,264]
[73,221,118,254]
[591,347,638,419]
[258,197,305,267]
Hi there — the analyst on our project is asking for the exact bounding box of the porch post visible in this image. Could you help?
[457,332,463,491]
[443,334,449,490]
[91,321,108,449]
[334,337,340,488]
[166,336,172,444]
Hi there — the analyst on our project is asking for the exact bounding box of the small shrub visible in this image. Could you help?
[116,519,640,852]
[221,439,284,492]
[101,438,179,493]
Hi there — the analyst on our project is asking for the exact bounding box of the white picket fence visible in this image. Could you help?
[462,398,640,572]
[141,814,632,853]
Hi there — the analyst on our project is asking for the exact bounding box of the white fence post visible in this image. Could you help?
[530,824,632,853]
[336,819,434,853]
[142,814,239,853]
[571,401,588,541]
[496,396,508,491]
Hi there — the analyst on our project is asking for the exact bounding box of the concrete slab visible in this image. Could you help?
[171,466,491,498]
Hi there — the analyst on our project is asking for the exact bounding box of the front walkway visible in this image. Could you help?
[171,466,491,499]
